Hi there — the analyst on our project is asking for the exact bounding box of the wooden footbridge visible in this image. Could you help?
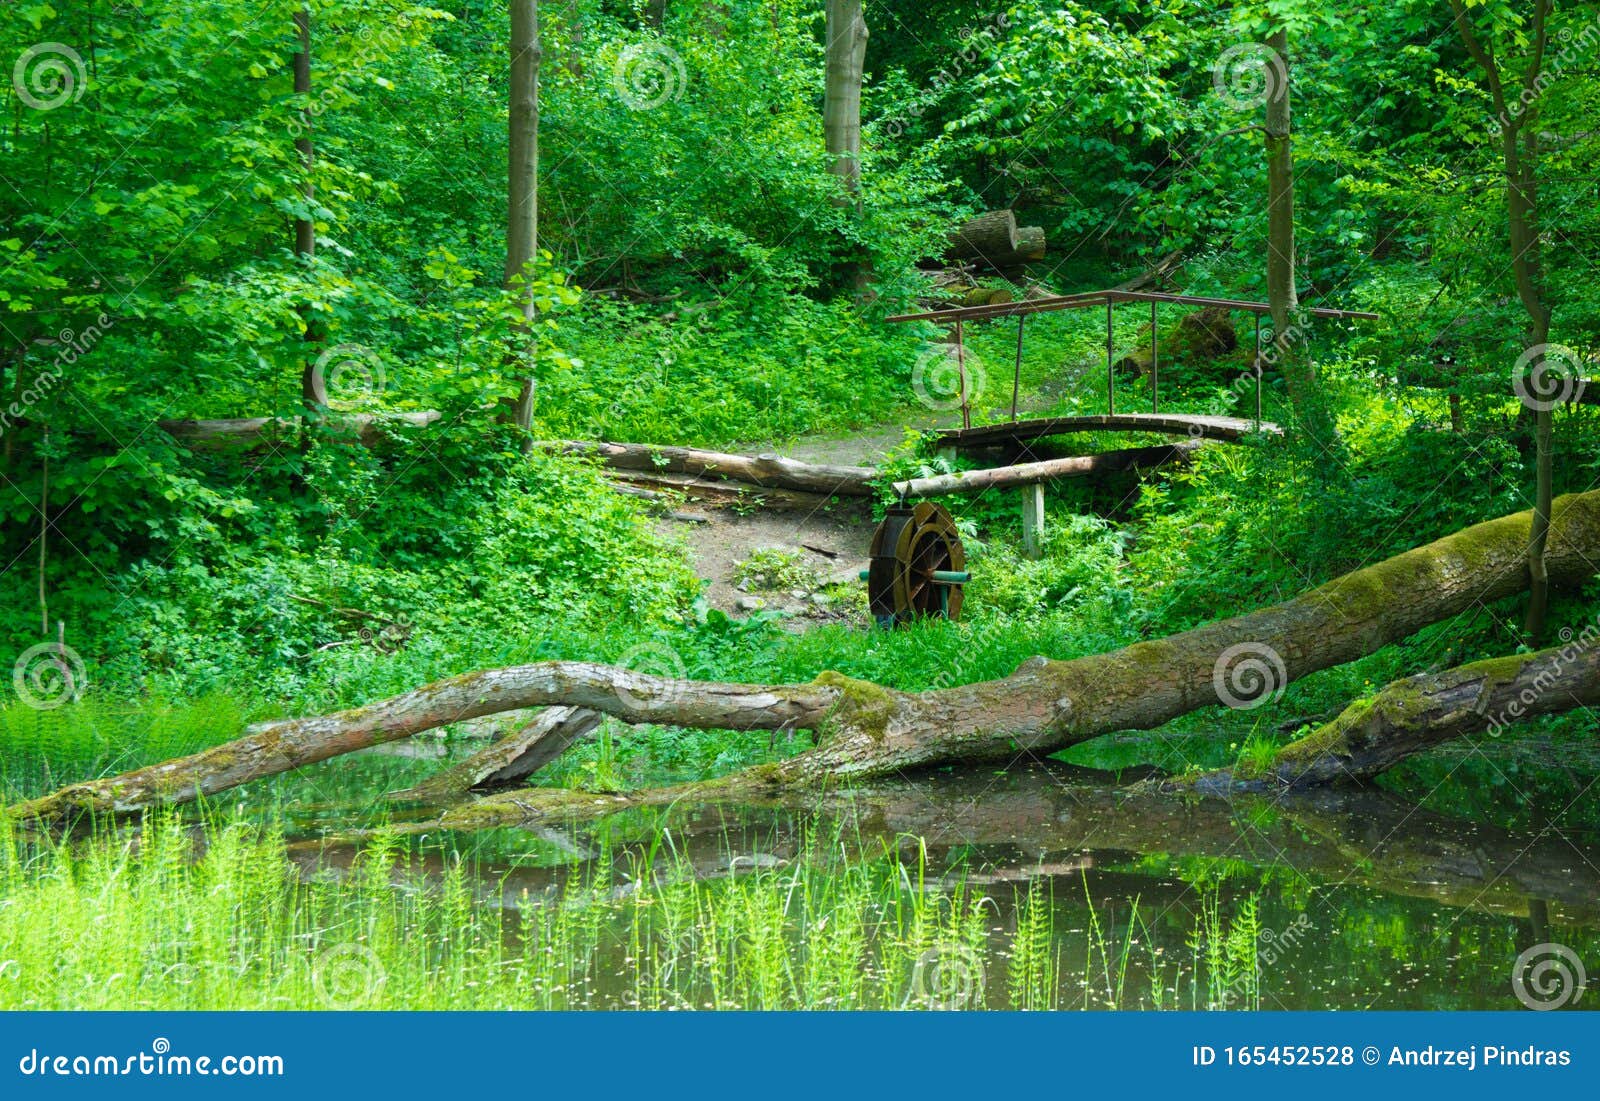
[889,287,1378,445]
[887,287,1379,555]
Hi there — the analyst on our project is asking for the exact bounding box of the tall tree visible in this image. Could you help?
[293,6,325,431]
[823,0,867,201]
[1449,0,1554,640]
[1262,27,1336,451]
[507,0,542,443]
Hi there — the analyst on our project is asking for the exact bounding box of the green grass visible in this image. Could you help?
[0,813,1278,1012]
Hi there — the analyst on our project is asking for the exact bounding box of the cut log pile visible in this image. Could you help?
[944,210,1047,272]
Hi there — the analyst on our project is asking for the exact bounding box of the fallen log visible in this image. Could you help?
[11,489,1599,824]
[160,411,442,447]
[893,442,1202,498]
[609,471,842,511]
[1180,638,1600,792]
[550,440,877,497]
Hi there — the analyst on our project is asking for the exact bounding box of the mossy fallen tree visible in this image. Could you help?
[10,490,1600,825]
[1179,637,1600,793]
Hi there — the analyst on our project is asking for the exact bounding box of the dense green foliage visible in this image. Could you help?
[3,0,1598,1015]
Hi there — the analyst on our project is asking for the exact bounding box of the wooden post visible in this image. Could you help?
[1150,299,1159,414]
[1020,483,1045,560]
[954,318,971,429]
[1254,314,1263,428]
[1012,314,1025,422]
[1105,300,1115,416]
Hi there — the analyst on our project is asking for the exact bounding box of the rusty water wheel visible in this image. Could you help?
[866,501,967,628]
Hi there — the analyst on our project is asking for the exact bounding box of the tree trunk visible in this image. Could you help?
[507,0,541,444]
[1182,637,1600,791]
[292,8,325,434]
[13,489,1599,824]
[550,440,877,496]
[1263,29,1334,451]
[1450,0,1554,642]
[823,0,867,200]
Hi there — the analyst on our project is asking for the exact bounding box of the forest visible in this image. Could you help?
[0,0,1597,1013]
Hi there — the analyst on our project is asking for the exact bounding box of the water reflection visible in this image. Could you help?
[291,763,1600,1009]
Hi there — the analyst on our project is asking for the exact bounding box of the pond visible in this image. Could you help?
[280,762,1600,1011]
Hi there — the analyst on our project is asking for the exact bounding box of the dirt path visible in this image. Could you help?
[650,407,955,624]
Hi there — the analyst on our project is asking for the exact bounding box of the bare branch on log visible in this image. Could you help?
[388,707,604,806]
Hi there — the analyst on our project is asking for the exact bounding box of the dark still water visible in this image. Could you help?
[295,762,1600,1011]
